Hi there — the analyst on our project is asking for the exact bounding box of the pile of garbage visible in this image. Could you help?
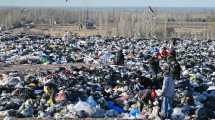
[0,33,215,119]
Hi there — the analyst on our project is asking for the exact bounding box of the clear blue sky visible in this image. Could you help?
[0,0,215,7]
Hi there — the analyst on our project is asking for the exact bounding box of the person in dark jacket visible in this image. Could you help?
[170,60,181,80]
[115,49,124,65]
[149,55,160,79]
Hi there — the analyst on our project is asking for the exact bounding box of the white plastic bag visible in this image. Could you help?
[73,100,95,115]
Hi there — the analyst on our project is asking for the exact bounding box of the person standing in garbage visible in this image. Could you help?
[170,60,181,80]
[160,63,175,119]
[115,49,124,65]
[149,54,160,79]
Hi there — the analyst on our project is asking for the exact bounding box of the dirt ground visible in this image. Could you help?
[0,63,98,74]
[31,25,108,37]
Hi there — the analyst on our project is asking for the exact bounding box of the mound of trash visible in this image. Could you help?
[0,33,215,119]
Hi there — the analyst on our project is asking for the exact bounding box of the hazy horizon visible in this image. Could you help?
[0,0,215,8]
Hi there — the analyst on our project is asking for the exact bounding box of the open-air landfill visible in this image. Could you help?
[0,32,215,120]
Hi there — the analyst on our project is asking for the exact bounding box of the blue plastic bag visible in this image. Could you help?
[87,96,97,108]
[107,101,124,113]
[129,108,140,118]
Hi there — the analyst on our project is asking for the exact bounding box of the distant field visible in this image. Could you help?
[1,7,215,39]
[25,21,215,40]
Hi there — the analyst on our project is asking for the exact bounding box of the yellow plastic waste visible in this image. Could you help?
[190,74,196,81]
[44,85,55,106]
[47,98,54,106]
[28,83,36,88]
[44,86,51,96]
[38,79,43,84]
